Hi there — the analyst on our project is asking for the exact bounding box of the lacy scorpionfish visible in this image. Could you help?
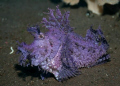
[18,6,110,81]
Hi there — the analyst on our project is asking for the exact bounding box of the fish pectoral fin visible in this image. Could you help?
[56,66,81,81]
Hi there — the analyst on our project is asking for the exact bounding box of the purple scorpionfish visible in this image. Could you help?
[17,6,110,81]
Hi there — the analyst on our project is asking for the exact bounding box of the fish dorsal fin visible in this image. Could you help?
[41,6,74,33]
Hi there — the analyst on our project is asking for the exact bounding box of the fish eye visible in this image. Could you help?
[39,33,45,39]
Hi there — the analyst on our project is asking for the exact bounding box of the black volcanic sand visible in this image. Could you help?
[0,0,120,86]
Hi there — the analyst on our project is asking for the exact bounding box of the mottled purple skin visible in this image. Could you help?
[17,6,110,81]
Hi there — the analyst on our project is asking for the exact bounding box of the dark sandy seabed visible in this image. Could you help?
[0,0,120,86]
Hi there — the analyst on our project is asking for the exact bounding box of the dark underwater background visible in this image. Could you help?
[0,0,120,86]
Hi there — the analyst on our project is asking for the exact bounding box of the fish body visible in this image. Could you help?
[18,6,109,81]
